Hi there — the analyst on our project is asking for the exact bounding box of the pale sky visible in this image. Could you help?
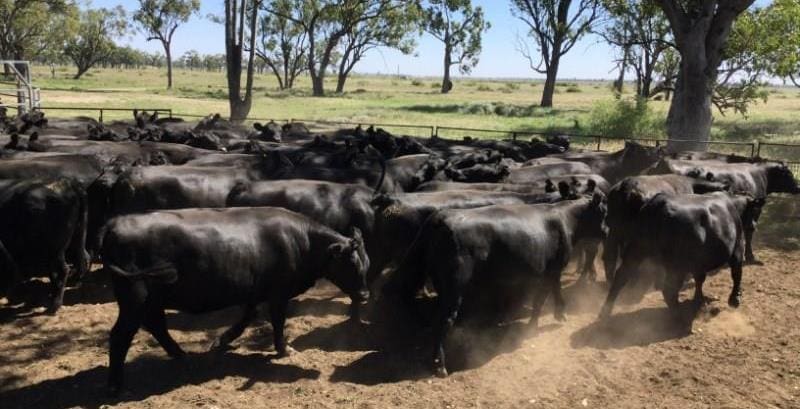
[93,0,772,80]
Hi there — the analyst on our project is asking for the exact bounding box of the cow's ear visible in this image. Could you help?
[586,179,597,193]
[254,122,263,131]
[328,242,351,258]
[706,172,715,181]
[557,181,571,198]
[545,179,556,193]
[591,192,603,207]
[350,227,363,244]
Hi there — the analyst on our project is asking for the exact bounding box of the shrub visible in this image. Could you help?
[411,79,424,87]
[431,82,440,89]
[477,84,493,92]
[588,97,665,138]
[505,82,520,91]
[566,85,581,93]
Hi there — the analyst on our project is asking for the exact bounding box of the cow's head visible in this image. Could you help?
[764,162,800,194]
[327,227,370,303]
[411,157,448,189]
[576,192,608,240]
[623,141,665,168]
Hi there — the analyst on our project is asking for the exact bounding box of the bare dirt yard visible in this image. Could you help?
[1,196,799,409]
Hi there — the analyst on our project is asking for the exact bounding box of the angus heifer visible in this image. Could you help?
[0,178,89,312]
[602,174,730,282]
[102,207,370,393]
[599,192,764,326]
[421,194,607,376]
[555,141,664,185]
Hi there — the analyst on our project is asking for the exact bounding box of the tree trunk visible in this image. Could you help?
[540,58,560,107]
[164,41,173,89]
[666,48,713,152]
[336,72,347,93]
[614,45,629,94]
[441,42,453,94]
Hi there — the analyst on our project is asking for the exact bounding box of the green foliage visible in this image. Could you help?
[411,79,425,87]
[476,84,492,92]
[588,98,665,138]
[422,0,490,76]
[566,85,581,93]
[64,7,128,79]
[0,0,78,64]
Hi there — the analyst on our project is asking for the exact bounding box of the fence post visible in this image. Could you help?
[512,132,517,141]
[756,142,762,158]
[596,136,601,152]
[99,109,104,123]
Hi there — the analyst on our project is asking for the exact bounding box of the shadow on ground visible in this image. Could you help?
[1,352,320,409]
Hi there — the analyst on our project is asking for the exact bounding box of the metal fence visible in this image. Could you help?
[40,106,173,123]
[757,142,800,178]
[28,106,800,174]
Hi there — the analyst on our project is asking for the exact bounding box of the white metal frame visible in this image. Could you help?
[0,60,41,114]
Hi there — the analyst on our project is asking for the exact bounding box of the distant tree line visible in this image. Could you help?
[4,0,800,148]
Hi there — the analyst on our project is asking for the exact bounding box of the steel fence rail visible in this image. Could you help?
[39,106,173,123]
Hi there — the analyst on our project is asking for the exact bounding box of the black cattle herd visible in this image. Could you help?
[0,110,797,392]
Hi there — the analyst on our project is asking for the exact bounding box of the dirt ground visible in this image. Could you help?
[1,196,799,409]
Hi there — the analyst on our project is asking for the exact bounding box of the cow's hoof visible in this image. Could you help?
[46,305,61,315]
[434,366,448,378]
[276,346,296,358]
[728,294,741,308]
[554,312,567,322]
[209,340,231,353]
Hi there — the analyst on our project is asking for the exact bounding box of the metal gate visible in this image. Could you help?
[0,61,41,114]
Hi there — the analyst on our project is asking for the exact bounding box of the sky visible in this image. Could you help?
[91,0,772,81]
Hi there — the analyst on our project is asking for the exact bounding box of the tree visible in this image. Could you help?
[134,0,200,89]
[0,0,77,78]
[421,0,488,94]
[225,0,260,121]
[265,0,408,97]
[335,3,419,93]
[181,49,202,69]
[749,0,800,87]
[255,0,308,90]
[652,0,756,151]
[64,7,127,79]
[512,0,601,107]
[600,0,671,98]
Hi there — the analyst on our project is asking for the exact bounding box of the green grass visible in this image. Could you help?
[15,65,800,145]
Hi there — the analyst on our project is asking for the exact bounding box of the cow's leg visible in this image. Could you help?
[529,279,550,329]
[692,272,708,308]
[598,259,636,319]
[550,273,566,322]
[0,241,19,299]
[47,252,70,314]
[108,290,144,394]
[210,304,257,351]
[269,300,293,357]
[728,261,743,308]
[661,272,683,319]
[743,228,762,265]
[577,242,599,283]
[432,291,461,378]
[602,233,621,283]
[143,306,185,359]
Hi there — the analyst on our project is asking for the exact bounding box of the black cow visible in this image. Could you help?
[371,182,584,298]
[102,207,369,393]
[110,166,251,215]
[0,178,89,312]
[599,192,764,326]
[252,121,282,142]
[602,174,730,282]
[417,174,611,194]
[555,141,664,184]
[649,159,799,198]
[420,194,607,376]
[226,179,376,319]
[507,162,593,184]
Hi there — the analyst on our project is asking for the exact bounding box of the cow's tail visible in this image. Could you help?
[106,261,179,284]
[366,145,387,195]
